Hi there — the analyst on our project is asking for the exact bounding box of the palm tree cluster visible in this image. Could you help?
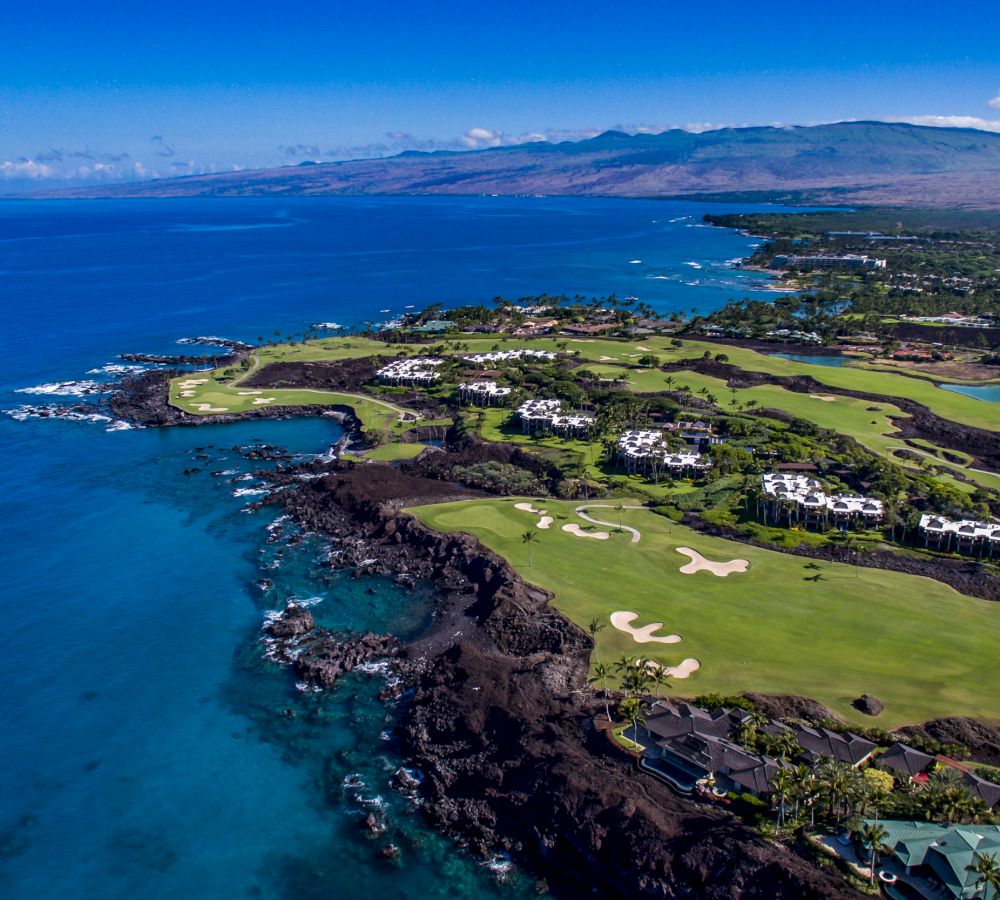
[767,759,995,835]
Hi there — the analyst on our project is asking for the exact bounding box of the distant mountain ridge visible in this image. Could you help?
[39,121,1000,208]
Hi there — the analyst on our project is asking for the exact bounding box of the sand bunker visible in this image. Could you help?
[610,611,681,644]
[514,502,547,515]
[599,355,617,361]
[562,523,610,540]
[537,516,553,529]
[193,403,228,413]
[809,394,837,402]
[252,397,277,405]
[178,378,208,388]
[647,658,701,679]
[238,390,263,396]
[676,547,748,577]
[179,390,195,397]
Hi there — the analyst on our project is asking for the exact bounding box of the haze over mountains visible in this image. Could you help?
[40,122,1000,208]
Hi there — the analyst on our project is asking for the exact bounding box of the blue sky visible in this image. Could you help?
[2,0,1000,188]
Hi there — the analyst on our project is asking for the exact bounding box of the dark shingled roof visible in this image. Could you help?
[880,742,935,777]
[790,725,877,766]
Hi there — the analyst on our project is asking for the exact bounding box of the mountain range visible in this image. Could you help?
[39,121,1000,207]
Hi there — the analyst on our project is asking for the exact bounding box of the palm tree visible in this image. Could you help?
[521,530,538,566]
[613,653,637,696]
[649,666,672,698]
[771,767,795,828]
[588,661,613,721]
[859,821,890,883]
[618,697,646,749]
[967,852,1000,898]
[615,501,625,531]
[587,616,606,645]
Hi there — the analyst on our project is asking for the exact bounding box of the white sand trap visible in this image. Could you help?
[599,355,617,361]
[647,658,701,679]
[636,346,652,351]
[562,523,610,540]
[193,403,228,413]
[180,390,195,397]
[178,378,208,387]
[809,394,837,402]
[252,397,277,405]
[514,502,547,515]
[610,611,681,644]
[536,516,553,529]
[238,390,263,396]
[676,547,748,577]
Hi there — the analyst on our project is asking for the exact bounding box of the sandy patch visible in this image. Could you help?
[636,346,652,351]
[252,397,277,405]
[647,658,701,679]
[178,378,208,388]
[809,394,837,402]
[610,611,681,644]
[179,390,195,397]
[599,355,617,361]
[514,502,547,515]
[193,403,228,413]
[238,390,263,396]
[676,547,748,577]
[536,516,553,529]
[562,523,610,540]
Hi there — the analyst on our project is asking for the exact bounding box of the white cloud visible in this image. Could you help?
[0,159,55,179]
[900,115,1000,133]
[988,92,1000,110]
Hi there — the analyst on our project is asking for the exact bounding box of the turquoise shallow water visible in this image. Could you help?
[771,352,849,367]
[940,382,1000,403]
[0,196,808,897]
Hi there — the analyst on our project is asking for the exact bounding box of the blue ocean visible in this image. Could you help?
[0,196,795,898]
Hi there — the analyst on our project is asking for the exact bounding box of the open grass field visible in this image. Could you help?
[409,497,1000,727]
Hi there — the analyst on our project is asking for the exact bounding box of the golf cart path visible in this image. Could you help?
[574,504,642,543]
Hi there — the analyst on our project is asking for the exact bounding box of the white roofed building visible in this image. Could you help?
[376,357,445,386]
[458,381,513,406]
[918,515,1000,556]
[759,473,883,529]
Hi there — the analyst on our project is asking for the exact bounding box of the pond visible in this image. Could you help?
[940,382,1000,403]
[770,352,850,368]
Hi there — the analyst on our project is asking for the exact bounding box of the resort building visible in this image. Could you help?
[458,381,513,406]
[515,399,593,437]
[637,701,787,796]
[376,357,445,386]
[759,473,884,529]
[863,820,1000,899]
[462,349,556,365]
[878,743,1000,811]
[918,515,1000,556]
[784,724,877,767]
[771,254,887,270]
[615,429,709,477]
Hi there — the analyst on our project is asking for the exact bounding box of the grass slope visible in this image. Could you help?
[410,497,1000,727]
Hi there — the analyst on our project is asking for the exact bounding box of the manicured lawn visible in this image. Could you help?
[362,442,429,461]
[409,497,1000,727]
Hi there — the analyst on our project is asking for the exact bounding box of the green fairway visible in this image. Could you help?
[362,441,430,461]
[584,363,1000,492]
[452,334,998,429]
[410,497,1000,727]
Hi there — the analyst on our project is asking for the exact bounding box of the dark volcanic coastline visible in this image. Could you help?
[105,368,999,897]
[260,460,861,898]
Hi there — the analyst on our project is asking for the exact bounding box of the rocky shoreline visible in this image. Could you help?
[260,460,861,897]
[106,365,996,896]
